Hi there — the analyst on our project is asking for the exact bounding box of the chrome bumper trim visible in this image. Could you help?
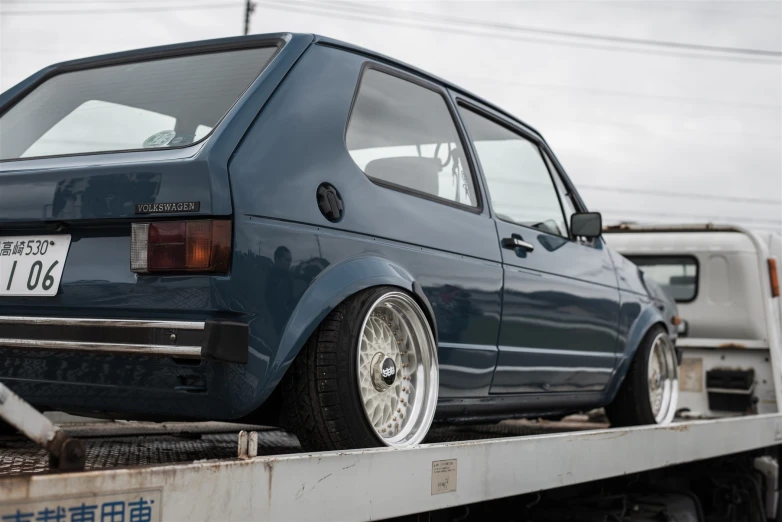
[0,339,202,358]
[0,316,248,363]
[0,316,206,330]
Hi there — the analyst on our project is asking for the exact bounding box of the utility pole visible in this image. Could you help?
[243,0,256,35]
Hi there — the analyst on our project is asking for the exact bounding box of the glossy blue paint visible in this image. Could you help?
[437,343,498,398]
[604,291,669,403]
[0,33,675,422]
[601,248,677,403]
[490,206,621,395]
[226,43,505,408]
[449,96,621,395]
[227,212,503,413]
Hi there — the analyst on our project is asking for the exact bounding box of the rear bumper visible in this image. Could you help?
[0,316,249,364]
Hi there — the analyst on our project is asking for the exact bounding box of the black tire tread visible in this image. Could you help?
[281,288,397,451]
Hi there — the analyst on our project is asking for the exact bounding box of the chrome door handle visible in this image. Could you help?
[501,237,534,252]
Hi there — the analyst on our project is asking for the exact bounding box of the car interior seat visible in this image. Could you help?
[365,156,441,198]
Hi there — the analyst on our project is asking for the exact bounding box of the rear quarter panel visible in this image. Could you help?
[226,43,504,410]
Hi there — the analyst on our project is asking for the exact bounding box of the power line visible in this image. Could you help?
[326,0,782,58]
[451,74,782,111]
[2,0,235,3]
[258,0,781,64]
[251,1,779,65]
[542,113,780,141]
[578,185,782,206]
[0,3,239,15]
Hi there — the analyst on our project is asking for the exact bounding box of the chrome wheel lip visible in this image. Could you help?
[356,291,438,447]
[647,332,679,424]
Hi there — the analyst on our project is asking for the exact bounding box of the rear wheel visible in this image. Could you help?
[606,326,679,427]
[281,287,438,451]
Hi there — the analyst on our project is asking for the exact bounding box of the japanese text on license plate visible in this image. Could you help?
[0,235,71,297]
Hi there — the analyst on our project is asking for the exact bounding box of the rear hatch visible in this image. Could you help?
[0,41,282,318]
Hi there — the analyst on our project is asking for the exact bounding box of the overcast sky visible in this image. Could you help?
[1,0,780,231]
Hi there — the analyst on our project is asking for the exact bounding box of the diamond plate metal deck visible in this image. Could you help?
[0,418,605,478]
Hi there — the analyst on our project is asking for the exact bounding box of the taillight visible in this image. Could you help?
[131,220,231,273]
[769,258,780,298]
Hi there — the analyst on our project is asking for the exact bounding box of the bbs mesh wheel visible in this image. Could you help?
[281,286,438,450]
[606,325,679,427]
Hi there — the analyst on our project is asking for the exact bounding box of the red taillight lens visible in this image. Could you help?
[131,220,231,273]
[769,258,780,298]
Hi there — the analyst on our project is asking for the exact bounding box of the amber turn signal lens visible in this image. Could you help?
[671,316,682,326]
[131,220,231,273]
[769,258,780,298]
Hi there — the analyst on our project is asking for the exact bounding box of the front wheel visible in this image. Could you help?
[606,326,679,427]
[281,287,439,451]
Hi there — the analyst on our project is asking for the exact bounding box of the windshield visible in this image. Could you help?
[0,46,278,161]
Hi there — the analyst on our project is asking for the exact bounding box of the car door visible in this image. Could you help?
[455,100,621,394]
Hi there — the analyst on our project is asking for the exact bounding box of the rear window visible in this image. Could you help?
[626,255,699,302]
[0,46,279,161]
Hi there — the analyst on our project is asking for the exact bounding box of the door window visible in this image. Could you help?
[346,68,477,207]
[459,107,568,237]
[543,152,578,235]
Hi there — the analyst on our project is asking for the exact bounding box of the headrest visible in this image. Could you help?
[365,156,441,197]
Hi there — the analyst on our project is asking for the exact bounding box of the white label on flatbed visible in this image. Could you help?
[0,488,162,522]
[431,459,457,495]
[0,235,71,297]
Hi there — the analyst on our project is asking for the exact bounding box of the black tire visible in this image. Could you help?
[606,325,678,427]
[280,286,437,451]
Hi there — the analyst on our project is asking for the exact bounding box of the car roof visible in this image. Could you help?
[1,32,547,145]
[313,34,547,142]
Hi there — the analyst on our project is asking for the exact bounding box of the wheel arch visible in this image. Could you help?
[604,303,670,404]
[260,255,437,403]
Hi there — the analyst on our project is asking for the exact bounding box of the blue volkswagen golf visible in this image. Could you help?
[0,33,680,450]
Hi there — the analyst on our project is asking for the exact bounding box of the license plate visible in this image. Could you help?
[0,235,71,297]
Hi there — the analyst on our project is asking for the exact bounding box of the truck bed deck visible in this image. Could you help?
[0,418,604,477]
[2,414,779,521]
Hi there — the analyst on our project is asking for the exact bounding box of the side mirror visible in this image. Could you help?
[570,212,602,238]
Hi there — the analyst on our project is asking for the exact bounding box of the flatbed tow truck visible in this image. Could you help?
[1,224,781,521]
[2,406,781,521]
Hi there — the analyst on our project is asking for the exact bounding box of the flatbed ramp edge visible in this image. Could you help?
[2,414,781,521]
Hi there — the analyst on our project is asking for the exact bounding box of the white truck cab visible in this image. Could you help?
[605,224,782,418]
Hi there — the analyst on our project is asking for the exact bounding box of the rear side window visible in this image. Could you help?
[626,256,699,302]
[346,68,477,208]
[0,46,279,160]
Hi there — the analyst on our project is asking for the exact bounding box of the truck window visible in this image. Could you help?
[626,255,699,302]
[0,46,278,160]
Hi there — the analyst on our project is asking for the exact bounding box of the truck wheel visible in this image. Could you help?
[606,326,679,427]
[281,287,439,451]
